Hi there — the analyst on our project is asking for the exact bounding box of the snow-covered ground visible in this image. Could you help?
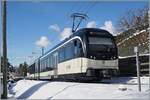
[8,77,150,99]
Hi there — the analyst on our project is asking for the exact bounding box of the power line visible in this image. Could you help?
[49,2,97,44]
[65,2,97,27]
[65,2,81,27]
[85,2,97,14]
[69,2,97,32]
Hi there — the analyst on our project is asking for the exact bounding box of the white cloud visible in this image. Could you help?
[36,36,50,48]
[48,24,60,32]
[86,21,96,28]
[100,21,116,35]
[60,27,73,41]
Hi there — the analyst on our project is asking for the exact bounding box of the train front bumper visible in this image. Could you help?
[82,58,118,71]
[82,58,118,77]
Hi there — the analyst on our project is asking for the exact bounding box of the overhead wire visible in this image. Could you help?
[52,1,97,37]
[69,1,97,30]
[85,2,97,15]
[65,1,97,27]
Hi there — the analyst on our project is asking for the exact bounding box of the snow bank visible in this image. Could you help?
[8,77,149,99]
[118,85,127,91]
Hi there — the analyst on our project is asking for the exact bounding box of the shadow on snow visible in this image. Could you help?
[17,81,49,99]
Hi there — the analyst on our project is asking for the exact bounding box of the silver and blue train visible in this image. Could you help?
[28,28,119,80]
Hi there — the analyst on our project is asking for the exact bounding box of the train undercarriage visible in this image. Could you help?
[28,69,118,83]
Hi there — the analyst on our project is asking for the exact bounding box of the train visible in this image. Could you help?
[28,28,119,81]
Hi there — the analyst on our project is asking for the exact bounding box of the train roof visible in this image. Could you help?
[73,28,113,36]
[39,28,113,59]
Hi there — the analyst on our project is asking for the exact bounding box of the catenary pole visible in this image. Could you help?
[2,0,7,98]
[134,47,141,92]
[42,47,44,56]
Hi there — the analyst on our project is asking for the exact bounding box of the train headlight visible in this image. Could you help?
[90,56,93,58]
[111,57,113,60]
[114,56,116,59]
[111,56,116,60]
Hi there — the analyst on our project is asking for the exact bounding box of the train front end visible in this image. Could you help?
[83,29,118,77]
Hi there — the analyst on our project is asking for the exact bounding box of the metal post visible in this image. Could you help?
[38,60,40,80]
[149,30,150,96]
[0,24,2,98]
[134,47,141,92]
[2,0,7,98]
[34,65,35,79]
[42,47,44,56]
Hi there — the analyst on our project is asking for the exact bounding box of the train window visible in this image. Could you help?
[44,60,46,69]
[74,39,83,57]
[75,45,77,55]
[74,40,77,46]
[74,40,78,56]
[65,46,69,60]
[40,60,43,69]
[43,60,45,71]
[89,37,114,45]
[46,58,48,68]
[70,42,74,58]
[49,56,51,67]
[47,57,49,67]
[42,60,45,70]
[59,47,65,62]
[40,60,43,70]
[43,60,45,70]
[42,61,43,71]
[52,53,54,67]
[79,43,82,48]
[78,41,83,57]
[50,56,52,67]
[65,42,74,60]
[40,61,42,71]
[50,55,52,67]
[44,59,46,70]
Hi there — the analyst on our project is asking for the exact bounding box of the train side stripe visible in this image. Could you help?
[40,36,85,59]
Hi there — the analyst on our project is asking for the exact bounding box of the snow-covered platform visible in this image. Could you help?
[8,77,149,99]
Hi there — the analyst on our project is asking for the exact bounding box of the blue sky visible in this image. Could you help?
[0,1,148,66]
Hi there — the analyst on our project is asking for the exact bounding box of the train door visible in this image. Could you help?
[53,52,58,78]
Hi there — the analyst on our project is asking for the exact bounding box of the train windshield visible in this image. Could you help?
[89,37,114,45]
[87,36,117,60]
